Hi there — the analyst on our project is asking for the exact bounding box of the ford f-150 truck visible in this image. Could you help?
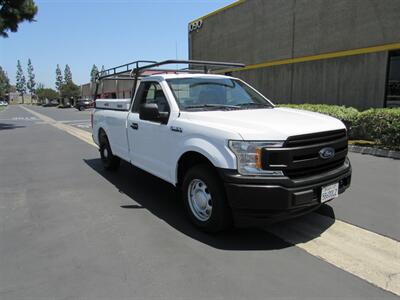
[92,60,351,232]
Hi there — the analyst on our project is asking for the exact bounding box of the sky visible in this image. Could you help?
[0,0,234,88]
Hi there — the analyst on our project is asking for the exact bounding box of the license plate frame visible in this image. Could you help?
[321,182,339,203]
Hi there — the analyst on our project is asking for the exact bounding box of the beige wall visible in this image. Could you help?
[189,0,400,109]
[8,92,34,104]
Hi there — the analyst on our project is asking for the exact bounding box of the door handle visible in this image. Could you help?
[130,123,139,130]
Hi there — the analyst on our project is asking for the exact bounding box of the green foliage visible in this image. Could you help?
[55,64,63,91]
[64,64,72,84]
[60,81,80,99]
[281,104,359,137]
[0,0,38,37]
[355,109,400,150]
[15,60,26,94]
[26,58,35,94]
[36,87,58,101]
[0,66,10,98]
[90,64,98,82]
[279,104,400,150]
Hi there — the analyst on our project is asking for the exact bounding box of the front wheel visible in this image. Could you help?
[182,164,232,233]
[99,132,120,171]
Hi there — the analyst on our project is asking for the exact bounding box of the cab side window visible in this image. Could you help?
[133,82,170,113]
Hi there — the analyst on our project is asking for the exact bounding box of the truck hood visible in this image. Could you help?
[182,107,346,140]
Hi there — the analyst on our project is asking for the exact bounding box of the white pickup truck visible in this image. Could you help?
[92,60,351,232]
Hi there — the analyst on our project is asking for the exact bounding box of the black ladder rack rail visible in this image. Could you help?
[128,60,245,102]
[96,60,157,80]
[93,59,245,100]
[94,60,156,100]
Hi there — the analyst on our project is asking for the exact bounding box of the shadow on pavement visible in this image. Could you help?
[0,123,25,130]
[316,203,336,219]
[84,158,335,251]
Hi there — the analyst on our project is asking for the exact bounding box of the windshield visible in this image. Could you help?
[166,78,273,110]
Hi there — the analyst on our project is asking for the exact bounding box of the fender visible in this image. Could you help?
[95,124,115,154]
[173,137,237,184]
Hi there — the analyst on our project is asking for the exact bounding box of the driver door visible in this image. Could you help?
[127,81,172,182]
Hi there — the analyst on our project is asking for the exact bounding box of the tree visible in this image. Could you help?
[55,64,63,91]
[64,64,72,84]
[36,87,58,101]
[0,0,38,37]
[60,81,80,99]
[0,66,10,98]
[16,60,26,103]
[36,82,44,90]
[26,58,36,94]
[90,64,98,82]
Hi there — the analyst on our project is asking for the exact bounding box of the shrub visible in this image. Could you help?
[279,104,359,138]
[278,104,400,150]
[355,109,400,150]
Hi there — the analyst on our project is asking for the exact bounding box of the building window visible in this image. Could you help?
[386,50,400,108]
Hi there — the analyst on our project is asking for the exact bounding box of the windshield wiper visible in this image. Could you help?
[184,104,240,110]
[236,103,272,108]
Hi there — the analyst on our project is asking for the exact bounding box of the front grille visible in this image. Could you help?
[262,129,348,179]
[284,129,347,148]
[284,158,346,178]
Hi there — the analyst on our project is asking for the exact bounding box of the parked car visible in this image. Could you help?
[0,100,8,106]
[42,100,59,107]
[75,99,93,111]
[92,60,352,233]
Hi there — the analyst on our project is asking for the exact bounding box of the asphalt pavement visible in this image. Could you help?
[0,105,398,299]
[31,105,92,132]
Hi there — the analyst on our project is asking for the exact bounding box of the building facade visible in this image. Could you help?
[188,0,400,109]
[81,78,135,100]
[8,92,35,105]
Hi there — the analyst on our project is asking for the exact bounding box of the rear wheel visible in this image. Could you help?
[99,132,120,171]
[182,164,232,233]
[78,106,84,111]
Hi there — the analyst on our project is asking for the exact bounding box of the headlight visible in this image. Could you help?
[228,140,284,176]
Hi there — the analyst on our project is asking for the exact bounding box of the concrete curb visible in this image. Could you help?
[349,145,400,160]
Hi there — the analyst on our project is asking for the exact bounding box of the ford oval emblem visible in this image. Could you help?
[319,147,335,159]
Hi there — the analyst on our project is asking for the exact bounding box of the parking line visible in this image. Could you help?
[19,104,400,296]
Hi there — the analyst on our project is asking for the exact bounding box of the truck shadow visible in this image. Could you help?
[84,159,335,251]
[0,123,26,130]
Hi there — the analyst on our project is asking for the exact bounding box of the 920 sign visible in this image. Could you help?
[189,20,203,32]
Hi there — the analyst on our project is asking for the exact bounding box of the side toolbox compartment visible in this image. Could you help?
[95,99,131,111]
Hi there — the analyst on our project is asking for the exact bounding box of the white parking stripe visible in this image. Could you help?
[20,105,400,296]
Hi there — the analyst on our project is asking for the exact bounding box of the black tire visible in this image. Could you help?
[99,132,120,171]
[78,106,83,111]
[182,164,232,233]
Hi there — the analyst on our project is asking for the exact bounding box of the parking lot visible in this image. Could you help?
[0,105,399,299]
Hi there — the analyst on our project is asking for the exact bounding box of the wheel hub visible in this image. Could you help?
[188,179,212,221]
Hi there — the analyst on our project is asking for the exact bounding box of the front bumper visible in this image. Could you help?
[218,160,352,227]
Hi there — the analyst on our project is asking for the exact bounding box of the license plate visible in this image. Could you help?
[321,183,339,203]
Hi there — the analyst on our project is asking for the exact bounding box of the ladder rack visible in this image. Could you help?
[94,59,245,100]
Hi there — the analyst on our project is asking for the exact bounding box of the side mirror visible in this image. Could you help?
[139,103,168,124]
